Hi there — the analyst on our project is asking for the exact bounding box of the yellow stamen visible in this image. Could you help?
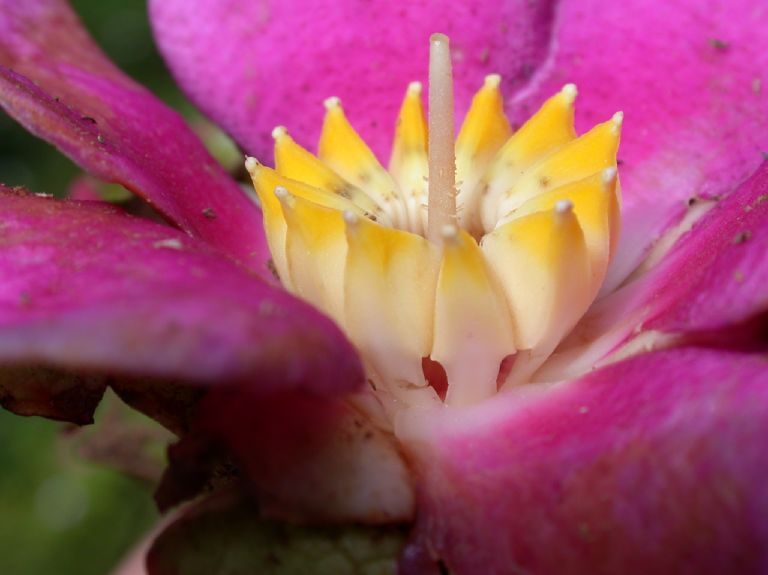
[247,35,622,410]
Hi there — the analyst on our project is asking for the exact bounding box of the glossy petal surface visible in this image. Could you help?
[149,0,557,159]
[0,187,362,410]
[512,0,768,286]
[402,348,768,574]
[0,0,269,272]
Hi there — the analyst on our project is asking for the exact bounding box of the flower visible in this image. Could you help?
[1,0,768,573]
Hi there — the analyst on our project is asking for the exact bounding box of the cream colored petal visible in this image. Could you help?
[245,157,292,289]
[455,74,511,235]
[272,127,385,223]
[388,82,429,235]
[344,215,440,395]
[501,168,621,292]
[482,203,591,357]
[278,192,348,324]
[249,162,369,217]
[480,84,578,232]
[432,228,516,406]
[319,98,408,226]
[493,113,622,224]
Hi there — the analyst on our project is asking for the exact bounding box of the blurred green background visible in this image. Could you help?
[0,1,214,573]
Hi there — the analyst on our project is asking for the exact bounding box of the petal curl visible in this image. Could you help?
[400,347,768,574]
[0,1,269,272]
[512,0,768,287]
[0,187,363,422]
[149,0,558,159]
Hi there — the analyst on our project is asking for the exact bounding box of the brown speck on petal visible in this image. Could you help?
[708,37,730,51]
[202,207,216,219]
[732,230,752,244]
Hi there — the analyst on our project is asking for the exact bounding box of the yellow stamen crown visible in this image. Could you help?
[247,57,621,412]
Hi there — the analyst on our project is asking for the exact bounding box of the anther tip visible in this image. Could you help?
[274,186,289,200]
[244,156,260,173]
[408,81,423,94]
[612,111,624,126]
[562,83,578,103]
[343,210,359,225]
[271,125,288,140]
[324,96,342,110]
[440,224,459,241]
[602,166,618,185]
[484,74,501,88]
[554,199,574,215]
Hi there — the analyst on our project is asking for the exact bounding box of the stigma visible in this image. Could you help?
[246,34,622,412]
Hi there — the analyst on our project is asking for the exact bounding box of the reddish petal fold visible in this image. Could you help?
[0,1,269,272]
[512,0,768,285]
[402,348,768,574]
[149,0,557,159]
[0,187,363,422]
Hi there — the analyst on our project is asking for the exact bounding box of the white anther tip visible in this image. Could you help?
[561,83,578,103]
[602,166,618,185]
[324,96,342,110]
[408,81,423,94]
[554,199,574,215]
[274,186,289,200]
[484,74,501,88]
[612,111,624,126]
[271,125,288,139]
[244,156,260,173]
[343,210,359,225]
[440,224,459,241]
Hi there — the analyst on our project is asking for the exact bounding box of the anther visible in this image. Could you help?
[271,126,288,139]
[554,199,574,215]
[441,224,459,241]
[274,186,289,200]
[561,83,578,104]
[408,81,423,94]
[244,156,260,173]
[324,96,342,110]
[602,167,618,185]
[484,74,501,88]
[343,210,359,226]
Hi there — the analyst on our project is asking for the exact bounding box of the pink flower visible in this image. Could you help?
[1,0,767,573]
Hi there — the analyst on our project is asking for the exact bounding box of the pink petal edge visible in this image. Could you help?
[149,0,557,160]
[0,187,362,397]
[0,0,270,273]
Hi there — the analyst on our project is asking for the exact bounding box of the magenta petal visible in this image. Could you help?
[402,348,768,574]
[0,1,269,272]
[0,187,363,402]
[514,0,768,284]
[149,0,557,159]
[642,162,768,339]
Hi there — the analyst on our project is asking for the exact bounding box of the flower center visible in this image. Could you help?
[246,35,621,413]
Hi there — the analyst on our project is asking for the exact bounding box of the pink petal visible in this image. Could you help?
[512,0,768,286]
[0,187,363,422]
[198,390,415,523]
[149,0,557,159]
[401,347,768,574]
[0,1,269,272]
